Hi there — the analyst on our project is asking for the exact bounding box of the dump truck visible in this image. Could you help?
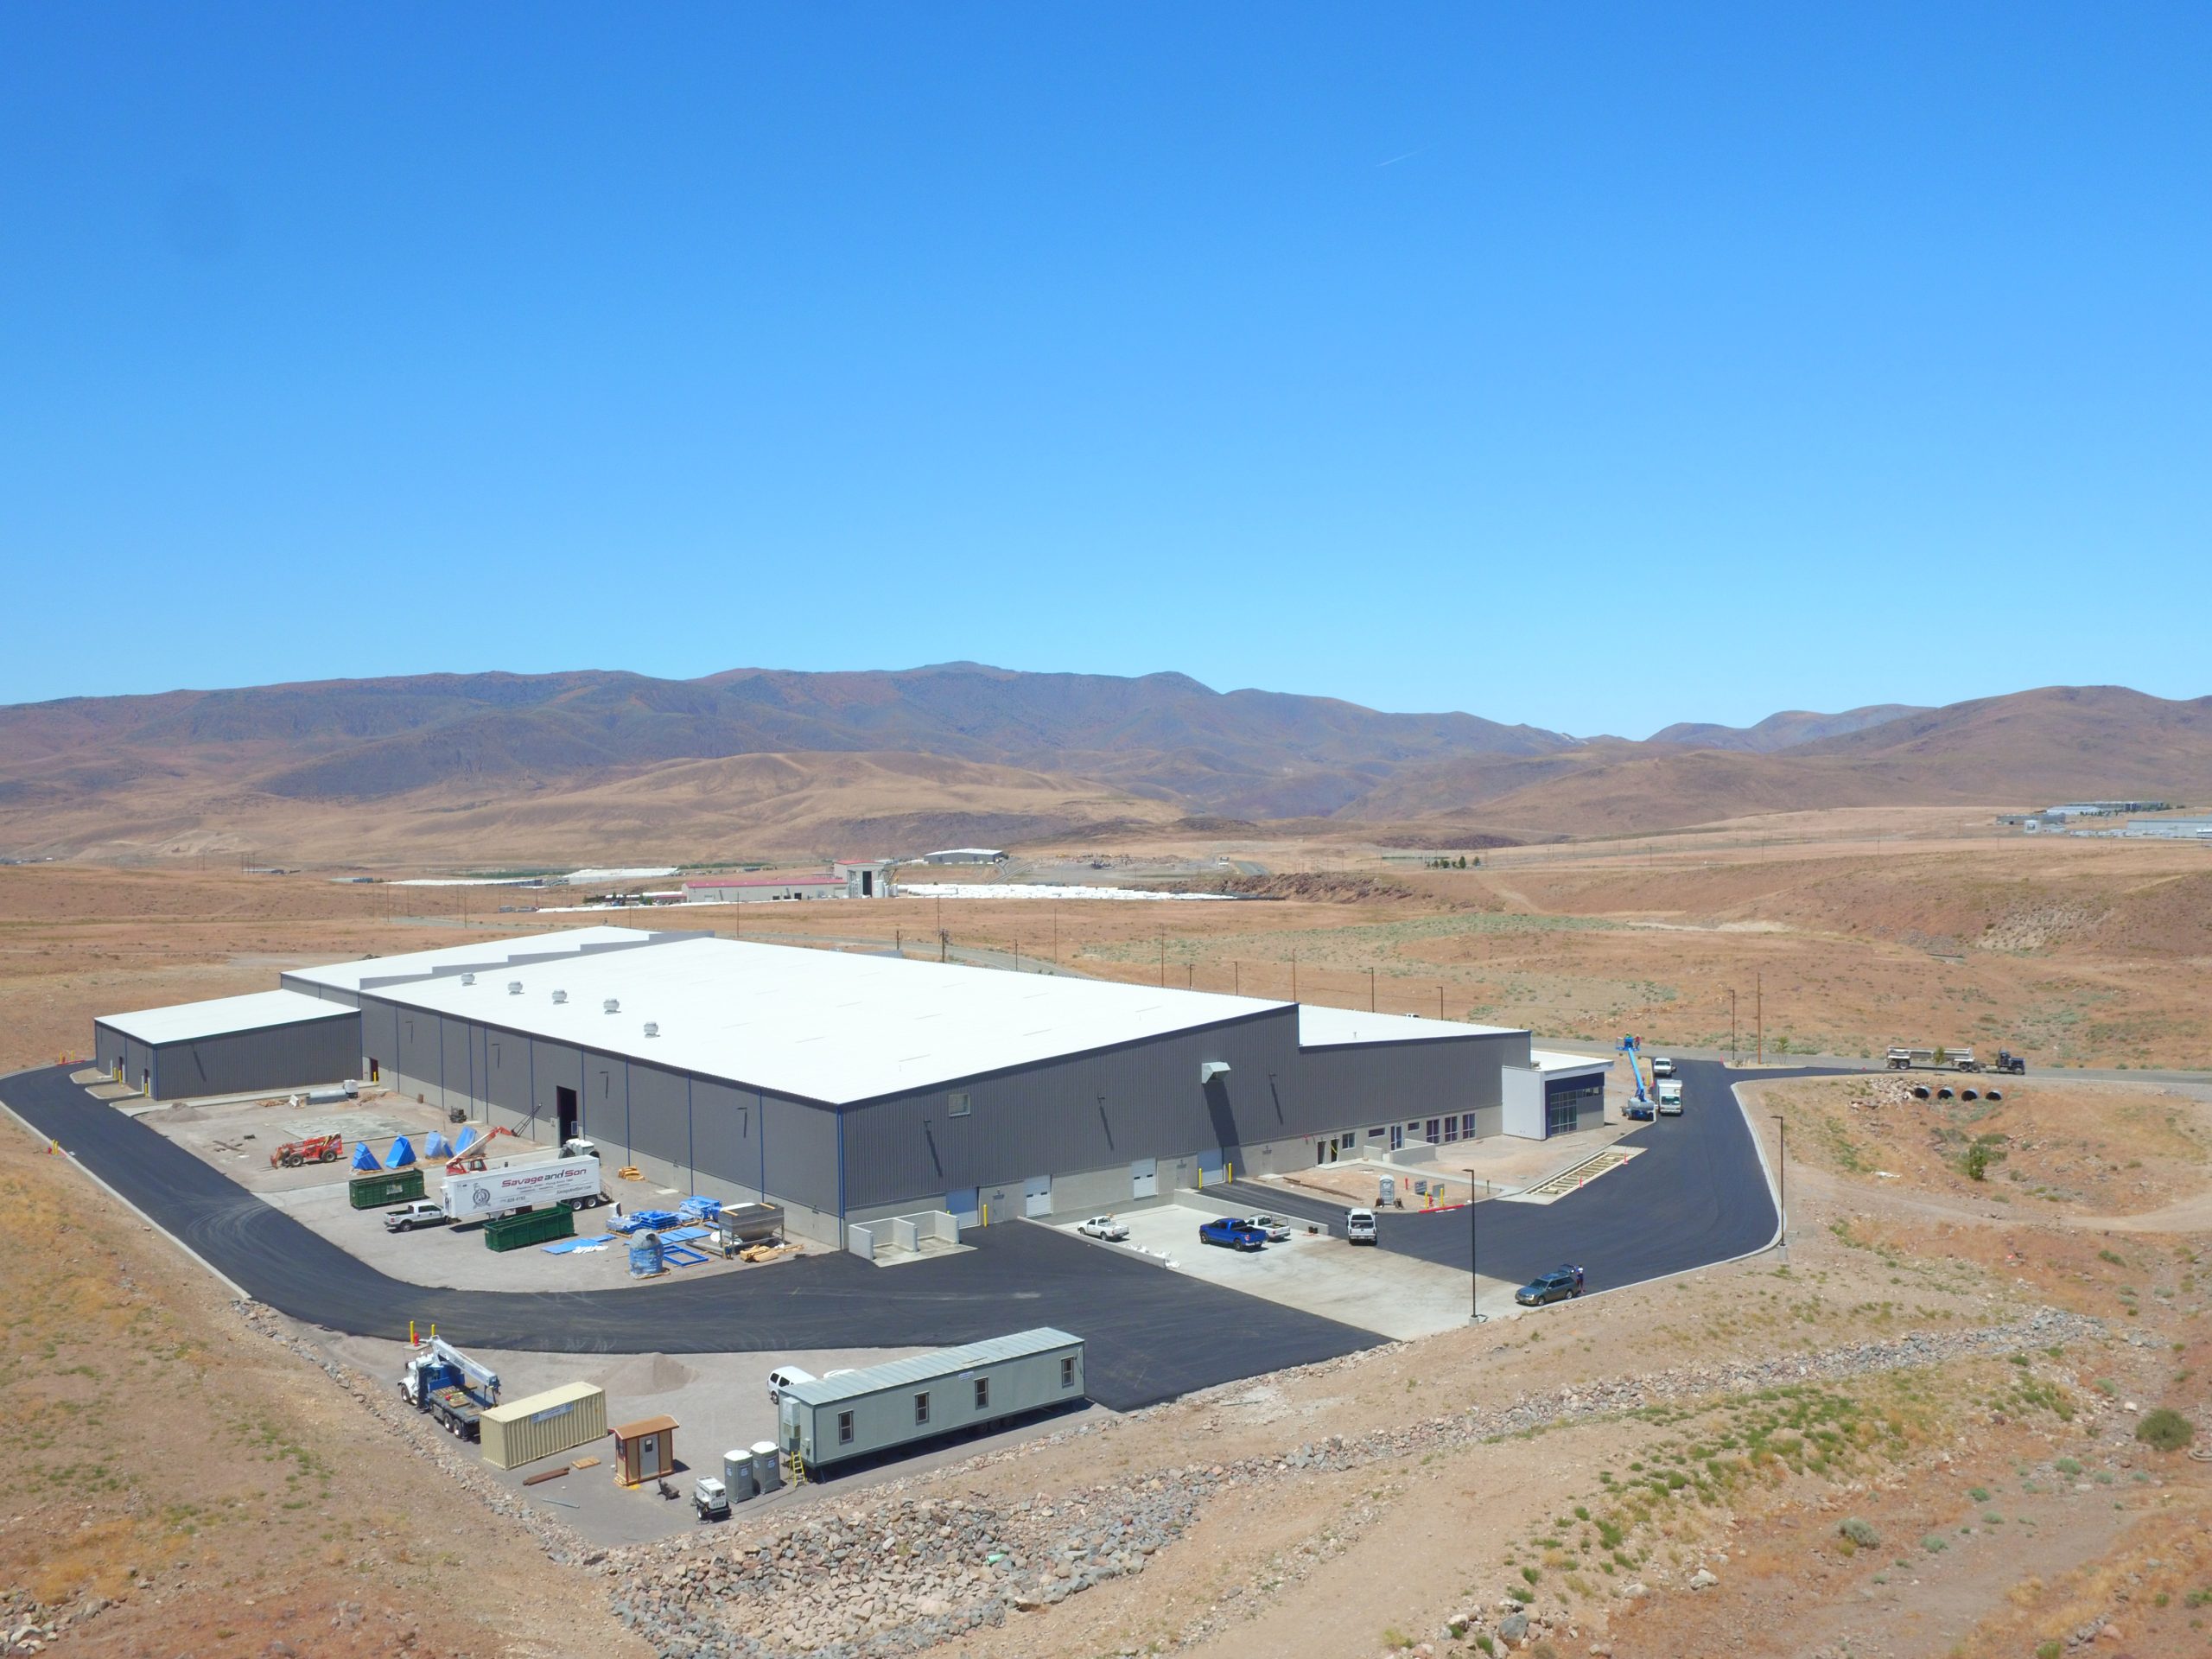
[1885,1046,2026,1076]
[399,1338,501,1440]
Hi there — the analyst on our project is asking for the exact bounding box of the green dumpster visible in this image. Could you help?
[348,1167,426,1210]
[483,1205,575,1252]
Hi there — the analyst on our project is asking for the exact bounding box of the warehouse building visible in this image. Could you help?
[93,989,360,1100]
[95,926,1600,1246]
[682,874,849,904]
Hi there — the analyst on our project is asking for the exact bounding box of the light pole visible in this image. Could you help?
[1729,988,1738,1065]
[1771,1113,1788,1260]
[1465,1167,1485,1322]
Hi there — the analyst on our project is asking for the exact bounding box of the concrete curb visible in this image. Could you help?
[0,1078,256,1302]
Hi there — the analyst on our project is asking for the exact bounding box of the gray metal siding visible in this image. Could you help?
[144,1014,360,1101]
[1296,1029,1528,1133]
[690,1077,762,1199]
[836,1009,1302,1213]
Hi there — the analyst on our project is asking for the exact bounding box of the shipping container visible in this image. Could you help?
[483,1205,576,1251]
[479,1381,607,1471]
[778,1327,1084,1472]
[347,1167,425,1210]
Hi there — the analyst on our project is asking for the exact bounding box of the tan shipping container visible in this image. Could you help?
[479,1381,607,1471]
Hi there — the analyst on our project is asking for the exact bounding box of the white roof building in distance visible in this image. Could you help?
[915,848,1005,864]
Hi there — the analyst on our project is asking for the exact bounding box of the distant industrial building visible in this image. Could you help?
[915,848,1005,866]
[93,927,1612,1246]
[2120,817,2212,840]
[682,874,849,904]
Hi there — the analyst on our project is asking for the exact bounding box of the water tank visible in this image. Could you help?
[724,1448,756,1502]
[627,1230,664,1278]
[751,1440,782,1494]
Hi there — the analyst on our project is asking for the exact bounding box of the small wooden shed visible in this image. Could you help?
[610,1414,678,1485]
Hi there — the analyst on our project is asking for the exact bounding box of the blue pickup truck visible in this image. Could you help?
[1198,1217,1268,1252]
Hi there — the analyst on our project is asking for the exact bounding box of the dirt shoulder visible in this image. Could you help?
[0,1122,648,1659]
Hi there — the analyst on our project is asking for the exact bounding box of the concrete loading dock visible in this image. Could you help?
[779,1327,1085,1474]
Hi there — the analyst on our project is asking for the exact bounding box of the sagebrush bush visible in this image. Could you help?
[2137,1408,2194,1452]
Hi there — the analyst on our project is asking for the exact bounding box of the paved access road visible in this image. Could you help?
[3,1065,1373,1412]
[1218,1058,1818,1298]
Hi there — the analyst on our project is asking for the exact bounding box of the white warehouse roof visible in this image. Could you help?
[285,925,669,995]
[1298,1005,1520,1046]
[95,988,354,1046]
[368,935,1296,1104]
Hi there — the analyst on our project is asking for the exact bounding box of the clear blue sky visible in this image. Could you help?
[3,5,2207,736]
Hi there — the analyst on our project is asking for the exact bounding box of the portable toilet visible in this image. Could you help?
[1376,1173,1396,1206]
[751,1439,782,1494]
[610,1415,677,1486]
[723,1448,755,1502]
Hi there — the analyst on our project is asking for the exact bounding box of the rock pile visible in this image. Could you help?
[610,1308,2100,1659]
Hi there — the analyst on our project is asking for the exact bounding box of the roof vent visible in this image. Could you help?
[507,980,523,995]
[552,989,568,1004]
[603,998,620,1014]
[461,972,476,986]
[643,1021,659,1038]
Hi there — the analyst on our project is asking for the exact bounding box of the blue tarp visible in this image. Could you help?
[350,1141,379,1172]
[384,1135,416,1169]
[611,1208,682,1234]
[677,1196,721,1223]
[453,1126,478,1154]
[423,1131,448,1159]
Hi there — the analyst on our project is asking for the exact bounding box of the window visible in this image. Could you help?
[1424,1118,1440,1144]
[974,1376,990,1410]
[948,1091,971,1117]
[837,1410,855,1445]
[1060,1357,1076,1389]
[1366,1127,1387,1141]
[1544,1077,1605,1137]
[914,1392,930,1426]
[1441,1116,1460,1144]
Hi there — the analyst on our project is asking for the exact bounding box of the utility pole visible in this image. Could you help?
[1756,972,1764,1065]
[1729,987,1738,1065]
[1438,986,1445,1020]
[1013,938,1020,973]
[1369,967,1376,1013]
[1291,950,1298,1001]
[1772,1113,1788,1259]
[1159,935,1166,988]
[1186,963,1193,989]
[1233,960,1239,995]
[1465,1167,1485,1322]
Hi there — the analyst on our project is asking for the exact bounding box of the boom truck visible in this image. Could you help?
[399,1338,500,1440]
[1618,1034,1658,1121]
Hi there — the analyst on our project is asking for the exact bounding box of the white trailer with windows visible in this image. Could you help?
[778,1327,1085,1472]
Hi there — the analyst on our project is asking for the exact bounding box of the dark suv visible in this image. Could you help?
[1515,1264,1586,1306]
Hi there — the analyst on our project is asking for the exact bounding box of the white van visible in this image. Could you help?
[1656,1078,1684,1116]
[1345,1208,1379,1245]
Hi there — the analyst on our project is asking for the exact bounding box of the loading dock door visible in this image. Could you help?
[947,1187,980,1227]
[557,1085,578,1144]
[1023,1175,1052,1219]
[1197,1148,1227,1187]
[1130,1158,1158,1199]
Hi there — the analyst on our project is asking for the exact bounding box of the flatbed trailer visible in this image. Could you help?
[1885,1046,2026,1075]
[425,1382,488,1440]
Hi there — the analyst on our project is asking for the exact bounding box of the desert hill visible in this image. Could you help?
[0,668,2205,862]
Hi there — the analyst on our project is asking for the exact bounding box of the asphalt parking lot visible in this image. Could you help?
[4,1064,1376,1411]
[1217,1058,1805,1300]
[1061,1201,1491,1339]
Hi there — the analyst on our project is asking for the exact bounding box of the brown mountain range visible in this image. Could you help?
[0,669,2203,864]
